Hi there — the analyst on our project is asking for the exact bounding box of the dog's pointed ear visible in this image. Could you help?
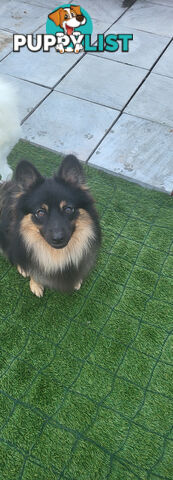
[57,155,86,188]
[71,5,82,16]
[14,160,43,190]
[48,8,62,26]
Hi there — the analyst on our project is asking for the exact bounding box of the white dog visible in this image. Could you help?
[0,77,21,181]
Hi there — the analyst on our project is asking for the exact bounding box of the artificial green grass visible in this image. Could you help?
[0,140,173,480]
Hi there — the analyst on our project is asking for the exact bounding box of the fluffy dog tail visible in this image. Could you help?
[0,77,21,181]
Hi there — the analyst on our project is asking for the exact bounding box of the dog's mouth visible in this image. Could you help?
[66,25,74,35]
[51,240,69,249]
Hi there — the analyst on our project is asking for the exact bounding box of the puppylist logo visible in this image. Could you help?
[13,4,133,54]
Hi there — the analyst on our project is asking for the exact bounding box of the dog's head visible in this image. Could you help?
[14,156,95,251]
[48,6,86,35]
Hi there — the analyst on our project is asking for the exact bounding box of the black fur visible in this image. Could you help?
[0,155,101,293]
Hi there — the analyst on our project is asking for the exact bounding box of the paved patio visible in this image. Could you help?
[0,0,173,192]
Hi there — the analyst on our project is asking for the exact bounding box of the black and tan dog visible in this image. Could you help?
[0,156,101,297]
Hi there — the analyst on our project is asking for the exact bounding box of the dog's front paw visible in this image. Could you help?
[17,265,28,278]
[74,280,82,291]
[59,45,65,54]
[30,278,44,298]
[74,44,83,54]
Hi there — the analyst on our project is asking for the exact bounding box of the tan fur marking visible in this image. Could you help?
[14,191,23,199]
[17,265,28,278]
[74,279,82,290]
[20,209,95,274]
[60,200,67,209]
[30,278,44,297]
[80,184,89,191]
[41,203,48,212]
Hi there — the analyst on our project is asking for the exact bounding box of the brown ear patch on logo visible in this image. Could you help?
[48,8,65,27]
[70,5,82,16]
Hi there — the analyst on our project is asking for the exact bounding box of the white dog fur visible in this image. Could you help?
[0,77,21,181]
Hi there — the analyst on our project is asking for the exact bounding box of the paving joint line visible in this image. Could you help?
[86,36,173,163]
[54,88,121,111]
[87,53,149,70]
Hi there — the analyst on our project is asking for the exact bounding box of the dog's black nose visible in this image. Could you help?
[76,14,84,22]
[52,231,65,244]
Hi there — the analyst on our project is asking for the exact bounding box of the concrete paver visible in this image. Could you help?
[90,23,169,70]
[125,73,173,127]
[146,0,173,6]
[118,0,173,37]
[0,46,83,87]
[153,43,173,78]
[89,113,173,193]
[0,31,13,61]
[21,91,119,160]
[2,74,50,122]
[0,1,48,33]
[55,54,146,110]
[17,0,69,7]
[70,0,126,22]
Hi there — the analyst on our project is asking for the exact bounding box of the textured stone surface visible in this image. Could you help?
[0,46,83,88]
[55,54,146,110]
[0,1,48,33]
[125,73,173,127]
[89,113,173,193]
[0,31,13,61]
[21,90,118,160]
[90,23,169,70]
[118,0,173,36]
[153,43,173,78]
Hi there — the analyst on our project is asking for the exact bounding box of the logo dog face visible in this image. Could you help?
[48,5,86,35]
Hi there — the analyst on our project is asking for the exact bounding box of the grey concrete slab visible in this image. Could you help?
[90,23,169,70]
[18,0,70,7]
[118,0,173,37]
[0,31,13,61]
[146,0,173,6]
[89,113,173,193]
[70,0,126,21]
[55,55,146,110]
[91,18,113,40]
[1,74,50,122]
[0,1,48,33]
[125,73,173,127]
[21,91,119,160]
[153,43,173,79]
[0,45,83,87]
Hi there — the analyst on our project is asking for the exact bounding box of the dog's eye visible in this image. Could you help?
[35,208,46,218]
[64,14,68,19]
[63,206,75,215]
[71,12,75,17]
